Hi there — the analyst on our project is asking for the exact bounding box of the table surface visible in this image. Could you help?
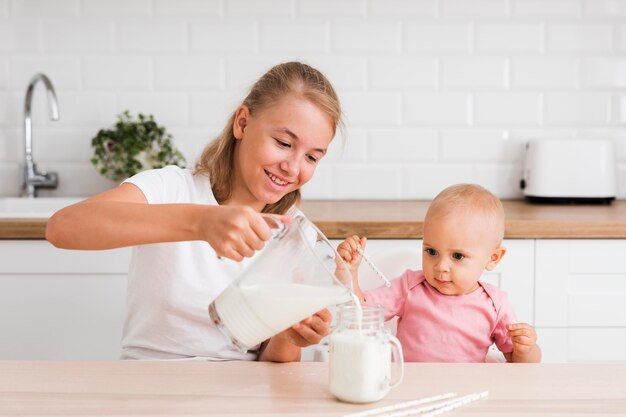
[1,361,625,416]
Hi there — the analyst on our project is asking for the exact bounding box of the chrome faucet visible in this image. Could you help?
[22,73,59,198]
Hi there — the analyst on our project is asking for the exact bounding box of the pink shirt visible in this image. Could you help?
[365,270,516,363]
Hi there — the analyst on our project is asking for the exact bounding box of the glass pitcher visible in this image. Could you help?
[329,305,404,403]
[208,214,356,353]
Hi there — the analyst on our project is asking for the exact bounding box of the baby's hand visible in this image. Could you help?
[508,322,538,355]
[337,235,366,273]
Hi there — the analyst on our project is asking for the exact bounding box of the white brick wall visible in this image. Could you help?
[0,0,625,199]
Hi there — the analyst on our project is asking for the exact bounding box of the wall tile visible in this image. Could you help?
[369,129,438,162]
[0,164,20,195]
[474,93,540,125]
[0,129,19,163]
[512,57,580,89]
[226,0,294,17]
[116,22,185,53]
[442,0,508,17]
[476,24,543,53]
[583,57,626,88]
[189,22,258,53]
[189,92,239,127]
[260,23,328,53]
[54,92,117,127]
[584,0,626,17]
[81,0,151,17]
[117,93,188,127]
[512,0,581,17]
[0,57,8,90]
[154,56,223,90]
[324,128,367,163]
[333,23,400,53]
[300,164,333,199]
[402,164,475,199]
[405,24,470,53]
[11,57,80,91]
[475,164,524,199]
[405,93,469,126]
[154,0,221,17]
[0,21,40,53]
[342,92,401,127]
[545,93,611,125]
[42,21,111,53]
[441,129,523,162]
[547,24,612,53]
[83,57,151,90]
[441,57,506,89]
[370,0,437,17]
[299,0,365,17]
[370,56,437,89]
[11,0,78,17]
[334,164,402,199]
[306,56,367,90]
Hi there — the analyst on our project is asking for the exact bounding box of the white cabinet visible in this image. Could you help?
[535,240,626,362]
[0,241,130,360]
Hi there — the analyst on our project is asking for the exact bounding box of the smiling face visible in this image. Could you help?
[422,208,505,296]
[229,94,334,210]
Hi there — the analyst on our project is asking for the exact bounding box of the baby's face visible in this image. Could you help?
[422,210,502,296]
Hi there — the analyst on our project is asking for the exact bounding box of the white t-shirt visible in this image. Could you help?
[121,165,258,360]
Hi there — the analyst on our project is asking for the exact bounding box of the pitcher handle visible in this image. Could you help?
[261,214,287,239]
[388,333,404,388]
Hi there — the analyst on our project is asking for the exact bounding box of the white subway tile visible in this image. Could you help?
[117,93,188,127]
[0,57,8,90]
[620,25,626,52]
[189,93,239,127]
[0,164,20,196]
[405,24,470,53]
[370,56,436,89]
[154,0,221,17]
[261,23,328,53]
[299,0,365,17]
[11,0,78,17]
[583,57,626,88]
[474,93,540,125]
[370,0,437,17]
[190,22,257,53]
[342,92,401,126]
[620,95,626,124]
[509,128,578,141]
[334,164,402,199]
[441,57,506,89]
[30,128,94,163]
[81,0,151,17]
[324,128,367,163]
[474,164,524,199]
[0,0,7,17]
[11,57,80,91]
[333,23,400,52]
[37,162,118,197]
[442,0,508,17]
[116,22,185,53]
[83,57,151,91]
[405,93,469,126]
[441,129,523,162]
[305,56,367,90]
[512,0,581,17]
[155,56,223,90]
[0,92,47,128]
[547,24,612,53]
[226,56,295,90]
[0,129,19,163]
[300,164,333,199]
[512,57,580,89]
[369,129,438,162]
[584,0,626,17]
[546,92,611,125]
[42,21,112,53]
[402,164,475,199]
[169,128,216,166]
[226,0,294,17]
[476,24,542,53]
[0,21,40,52]
[54,92,116,127]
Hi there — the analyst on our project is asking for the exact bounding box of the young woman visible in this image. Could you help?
[46,62,342,362]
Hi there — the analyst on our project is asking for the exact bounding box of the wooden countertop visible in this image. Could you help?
[1,361,625,416]
[2,200,626,239]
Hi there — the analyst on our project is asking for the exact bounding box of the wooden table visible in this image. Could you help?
[1,361,625,416]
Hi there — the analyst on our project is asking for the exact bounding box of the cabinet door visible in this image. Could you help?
[0,241,130,360]
[535,240,626,362]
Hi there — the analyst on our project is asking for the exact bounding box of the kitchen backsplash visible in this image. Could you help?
[1,0,625,199]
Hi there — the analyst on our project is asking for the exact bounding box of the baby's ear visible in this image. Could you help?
[485,247,506,271]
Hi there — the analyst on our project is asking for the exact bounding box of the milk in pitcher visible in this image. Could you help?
[212,283,352,351]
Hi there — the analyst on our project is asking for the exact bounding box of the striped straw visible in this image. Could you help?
[343,392,457,417]
[356,246,392,287]
[377,391,489,417]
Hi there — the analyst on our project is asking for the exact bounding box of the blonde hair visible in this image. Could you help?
[194,61,342,214]
[426,183,505,244]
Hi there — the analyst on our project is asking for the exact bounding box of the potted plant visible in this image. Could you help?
[91,111,186,182]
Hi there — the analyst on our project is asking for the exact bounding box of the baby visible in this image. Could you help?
[338,183,541,363]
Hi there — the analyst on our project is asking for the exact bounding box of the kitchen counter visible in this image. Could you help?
[2,200,626,239]
[1,361,624,416]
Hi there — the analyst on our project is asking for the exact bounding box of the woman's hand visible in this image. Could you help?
[199,205,289,262]
[258,309,333,362]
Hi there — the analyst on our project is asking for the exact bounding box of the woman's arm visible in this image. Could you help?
[46,183,274,261]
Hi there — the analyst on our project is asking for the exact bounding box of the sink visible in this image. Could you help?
[0,197,84,218]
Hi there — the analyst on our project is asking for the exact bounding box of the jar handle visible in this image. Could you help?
[388,334,404,389]
[261,214,287,239]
